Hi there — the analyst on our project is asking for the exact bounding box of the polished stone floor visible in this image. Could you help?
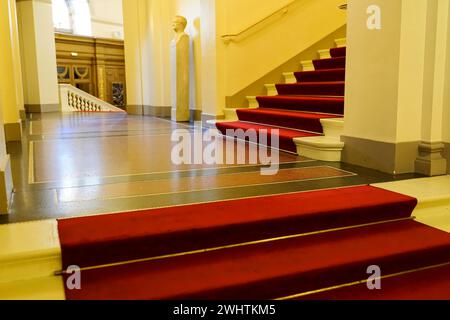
[0,112,421,224]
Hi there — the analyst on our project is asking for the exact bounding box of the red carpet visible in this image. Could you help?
[57,186,417,270]
[276,81,345,96]
[63,220,450,300]
[216,45,346,153]
[295,68,345,82]
[300,263,450,300]
[313,56,346,70]
[57,184,450,300]
[215,121,316,152]
[236,109,338,133]
[256,96,344,114]
[330,47,346,57]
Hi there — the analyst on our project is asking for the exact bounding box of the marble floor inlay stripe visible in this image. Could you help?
[57,166,354,202]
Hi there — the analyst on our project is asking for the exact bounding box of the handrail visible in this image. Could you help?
[59,84,125,113]
[221,0,301,44]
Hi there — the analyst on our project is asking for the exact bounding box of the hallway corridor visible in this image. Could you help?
[1,113,419,224]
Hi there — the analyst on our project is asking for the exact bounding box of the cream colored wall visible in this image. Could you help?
[345,0,450,145]
[0,0,22,124]
[344,0,404,143]
[90,0,124,39]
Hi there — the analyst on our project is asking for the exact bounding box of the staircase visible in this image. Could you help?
[216,38,346,161]
[57,185,450,300]
[59,84,126,113]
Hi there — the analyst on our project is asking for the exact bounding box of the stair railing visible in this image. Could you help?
[59,84,125,113]
[221,1,347,44]
[221,0,302,44]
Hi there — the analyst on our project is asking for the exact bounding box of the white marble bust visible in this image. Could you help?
[170,16,190,122]
[171,16,189,44]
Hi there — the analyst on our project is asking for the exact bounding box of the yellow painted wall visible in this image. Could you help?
[123,0,144,107]
[124,0,346,117]
[16,0,59,106]
[9,0,25,115]
[0,0,21,124]
[221,0,346,96]
[200,0,347,117]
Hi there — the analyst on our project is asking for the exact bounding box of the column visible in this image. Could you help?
[0,87,14,214]
[414,0,450,175]
[122,0,174,117]
[343,0,448,175]
[16,0,59,113]
[0,0,23,141]
[199,0,226,123]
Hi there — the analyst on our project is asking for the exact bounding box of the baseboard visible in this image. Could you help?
[444,142,450,174]
[342,136,419,174]
[0,155,13,214]
[190,109,202,122]
[143,106,171,118]
[4,122,22,142]
[25,104,60,113]
[126,105,144,115]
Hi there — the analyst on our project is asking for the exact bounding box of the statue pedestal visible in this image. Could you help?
[170,34,190,122]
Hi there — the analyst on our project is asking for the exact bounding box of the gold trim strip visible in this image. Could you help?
[57,184,368,221]
[55,217,415,276]
[276,261,450,300]
[28,142,35,184]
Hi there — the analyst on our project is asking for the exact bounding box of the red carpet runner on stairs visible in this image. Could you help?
[216,46,346,153]
[57,185,450,300]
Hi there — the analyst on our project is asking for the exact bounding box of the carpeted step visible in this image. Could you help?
[215,121,317,152]
[256,96,344,115]
[236,108,339,133]
[57,186,417,270]
[313,57,346,70]
[64,220,450,300]
[330,47,346,58]
[300,263,450,300]
[276,81,345,96]
[295,68,345,83]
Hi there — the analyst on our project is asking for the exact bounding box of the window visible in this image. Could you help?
[52,0,72,32]
[70,0,92,36]
[52,0,92,37]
